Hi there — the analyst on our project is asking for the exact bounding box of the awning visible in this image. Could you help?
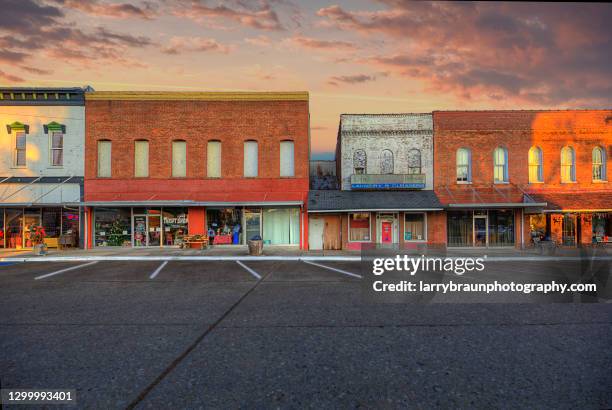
[82,200,303,207]
[448,202,547,209]
[308,190,443,212]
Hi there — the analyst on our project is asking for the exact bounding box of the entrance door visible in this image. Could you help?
[133,215,147,247]
[308,218,324,250]
[381,221,393,244]
[244,209,262,242]
[148,215,161,246]
[323,215,341,250]
[474,216,487,246]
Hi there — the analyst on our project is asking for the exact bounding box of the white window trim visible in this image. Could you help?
[560,146,576,183]
[403,212,427,242]
[493,147,508,183]
[348,212,372,243]
[48,131,64,167]
[456,148,471,183]
[528,146,543,183]
[592,147,607,182]
[13,131,27,168]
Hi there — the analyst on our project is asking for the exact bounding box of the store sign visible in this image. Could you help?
[351,183,425,190]
[163,214,187,225]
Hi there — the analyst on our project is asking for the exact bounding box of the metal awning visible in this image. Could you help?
[447,202,547,209]
[309,208,443,213]
[81,200,303,207]
[0,202,82,207]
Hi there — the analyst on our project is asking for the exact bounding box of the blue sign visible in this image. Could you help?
[351,183,425,189]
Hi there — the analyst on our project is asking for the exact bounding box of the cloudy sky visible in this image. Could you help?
[1,0,611,158]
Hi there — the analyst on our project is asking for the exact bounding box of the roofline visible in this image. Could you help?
[447,203,547,208]
[542,209,612,213]
[309,208,443,213]
[433,109,612,113]
[340,113,432,116]
[85,91,309,101]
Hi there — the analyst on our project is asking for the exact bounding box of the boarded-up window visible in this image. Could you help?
[407,149,421,174]
[14,131,26,167]
[244,140,258,177]
[97,140,111,177]
[134,140,149,177]
[280,140,294,177]
[207,141,221,178]
[172,140,187,177]
[50,132,63,166]
[381,149,394,174]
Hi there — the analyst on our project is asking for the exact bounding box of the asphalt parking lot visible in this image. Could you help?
[0,259,611,408]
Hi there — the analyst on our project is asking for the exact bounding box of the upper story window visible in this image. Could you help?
[134,140,149,177]
[528,146,543,183]
[207,140,221,178]
[407,149,421,174]
[456,148,471,182]
[353,149,366,175]
[14,131,27,167]
[172,140,187,177]
[244,140,258,177]
[280,140,295,177]
[50,132,64,166]
[380,149,394,174]
[592,146,606,181]
[97,140,112,177]
[560,146,576,182]
[493,147,508,183]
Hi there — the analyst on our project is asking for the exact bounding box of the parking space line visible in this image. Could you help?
[149,261,169,279]
[34,261,99,280]
[303,260,362,279]
[236,261,261,280]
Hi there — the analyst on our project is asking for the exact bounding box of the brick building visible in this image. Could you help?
[434,110,612,248]
[84,91,310,249]
[308,114,443,250]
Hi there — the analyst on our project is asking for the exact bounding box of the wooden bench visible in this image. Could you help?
[181,235,209,249]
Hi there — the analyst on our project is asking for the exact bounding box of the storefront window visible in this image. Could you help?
[162,208,188,246]
[0,211,4,248]
[404,213,425,241]
[5,209,23,249]
[488,210,514,246]
[562,213,576,246]
[24,208,41,247]
[207,208,243,245]
[529,214,547,242]
[42,208,62,239]
[263,208,299,245]
[447,211,473,247]
[592,213,611,243]
[95,208,131,246]
[62,208,79,247]
[349,213,370,242]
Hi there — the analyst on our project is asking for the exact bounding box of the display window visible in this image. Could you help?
[263,208,299,245]
[404,213,425,241]
[94,208,131,247]
[488,210,514,247]
[162,208,188,246]
[447,211,473,247]
[592,213,611,243]
[207,208,243,245]
[349,213,371,242]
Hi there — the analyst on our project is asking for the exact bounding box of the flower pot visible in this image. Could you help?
[33,243,48,256]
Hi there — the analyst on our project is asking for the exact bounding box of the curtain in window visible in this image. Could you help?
[51,132,63,166]
[349,213,370,241]
[593,147,605,181]
[447,211,473,246]
[263,208,299,244]
[172,141,187,177]
[97,140,111,177]
[561,146,575,182]
[528,146,542,183]
[244,141,258,177]
[280,141,295,177]
[207,141,221,177]
[456,148,470,181]
[493,147,507,182]
[134,140,149,177]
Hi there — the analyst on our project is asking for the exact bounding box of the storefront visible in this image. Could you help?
[447,209,515,247]
[527,211,612,246]
[592,212,611,243]
[0,207,80,249]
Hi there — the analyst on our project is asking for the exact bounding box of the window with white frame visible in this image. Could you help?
[207,140,221,178]
[349,212,370,242]
[134,140,149,177]
[14,131,26,167]
[97,140,112,177]
[244,140,258,177]
[172,140,187,177]
[50,131,64,166]
[592,146,606,181]
[280,140,295,177]
[561,146,576,182]
[404,213,426,241]
[528,146,543,183]
[456,148,471,182]
[493,147,508,183]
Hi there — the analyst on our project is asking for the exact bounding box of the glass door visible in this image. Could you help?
[148,215,161,246]
[24,208,41,248]
[244,209,261,242]
[474,216,487,247]
[133,215,147,247]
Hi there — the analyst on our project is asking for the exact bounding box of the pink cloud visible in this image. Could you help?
[171,1,284,31]
[162,36,232,55]
[0,69,24,83]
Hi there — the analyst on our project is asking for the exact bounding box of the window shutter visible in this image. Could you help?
[280,141,294,177]
[207,141,221,177]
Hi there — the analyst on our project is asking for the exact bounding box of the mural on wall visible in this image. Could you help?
[380,150,394,174]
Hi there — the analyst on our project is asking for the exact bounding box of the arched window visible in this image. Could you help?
[528,146,543,183]
[493,147,508,183]
[380,149,394,174]
[560,146,575,182]
[592,146,606,181]
[456,148,471,182]
[407,149,421,174]
[353,149,366,175]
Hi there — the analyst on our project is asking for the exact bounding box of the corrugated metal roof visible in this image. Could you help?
[308,190,443,211]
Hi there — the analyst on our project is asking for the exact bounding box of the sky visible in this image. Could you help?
[1,0,611,159]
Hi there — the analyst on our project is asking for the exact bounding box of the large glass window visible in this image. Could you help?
[14,131,26,167]
[280,141,295,177]
[50,132,63,166]
[62,208,80,246]
[592,213,611,243]
[207,208,243,245]
[404,213,425,241]
[134,140,149,177]
[561,146,575,182]
[488,210,515,246]
[97,140,112,177]
[528,146,543,183]
[244,141,258,177]
[172,140,187,177]
[493,147,508,183]
[562,214,576,246]
[592,146,606,181]
[447,211,473,247]
[5,209,23,248]
[207,140,221,178]
[23,208,41,247]
[263,208,299,245]
[0,211,4,248]
[529,214,547,243]
[94,208,131,246]
[349,212,370,242]
[42,208,61,239]
[162,208,188,246]
[456,148,471,182]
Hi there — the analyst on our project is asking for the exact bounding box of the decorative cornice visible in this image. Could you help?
[341,130,433,136]
[86,91,309,102]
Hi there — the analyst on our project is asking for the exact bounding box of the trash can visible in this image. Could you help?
[248,235,263,256]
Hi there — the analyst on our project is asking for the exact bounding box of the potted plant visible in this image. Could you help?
[29,225,47,255]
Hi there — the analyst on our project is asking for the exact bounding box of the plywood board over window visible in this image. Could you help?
[134,140,149,177]
[207,141,221,177]
[280,140,294,177]
[172,140,187,177]
[97,140,111,177]
[244,140,258,177]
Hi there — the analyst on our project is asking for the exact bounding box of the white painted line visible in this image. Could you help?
[236,261,261,280]
[303,260,362,279]
[34,261,99,280]
[149,261,169,279]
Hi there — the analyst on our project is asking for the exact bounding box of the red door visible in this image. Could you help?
[381,221,392,243]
